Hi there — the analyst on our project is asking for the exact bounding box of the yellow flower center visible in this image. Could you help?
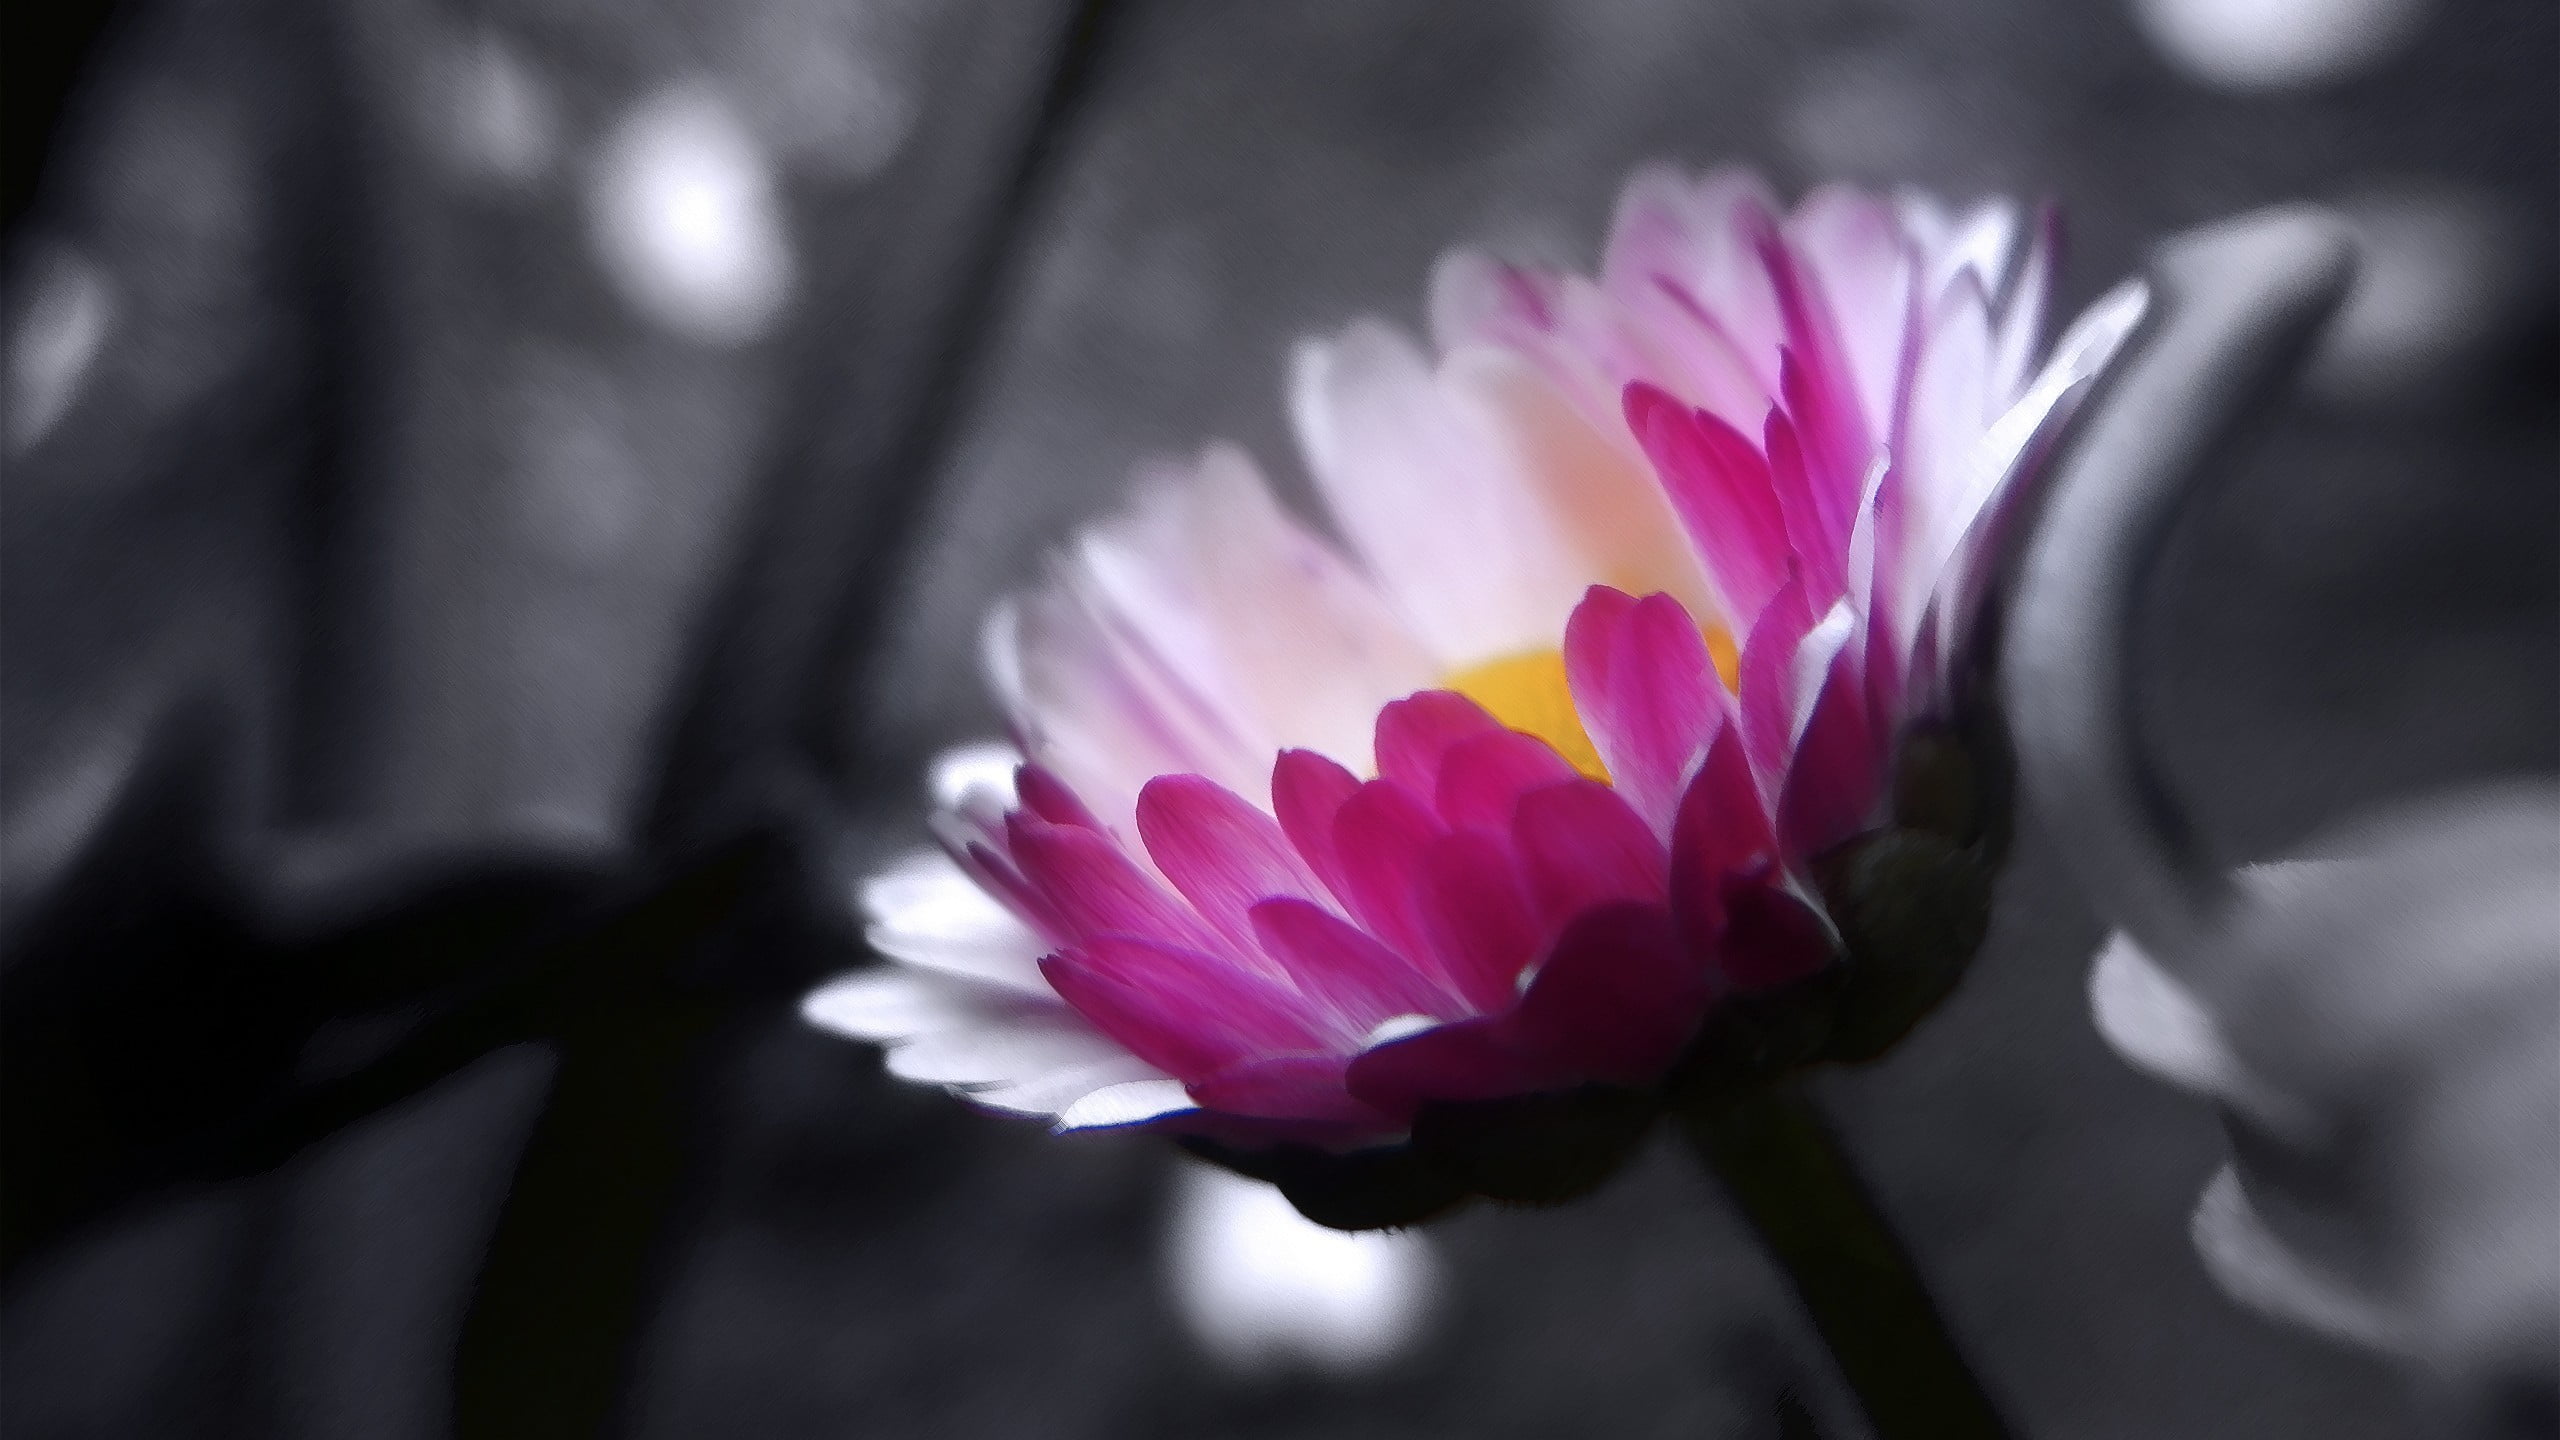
[1444,625,1740,785]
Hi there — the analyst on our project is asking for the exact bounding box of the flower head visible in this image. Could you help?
[809,167,2146,1225]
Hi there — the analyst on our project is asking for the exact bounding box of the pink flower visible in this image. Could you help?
[808,167,2146,1220]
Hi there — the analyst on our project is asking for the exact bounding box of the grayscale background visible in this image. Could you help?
[3,1,2552,1436]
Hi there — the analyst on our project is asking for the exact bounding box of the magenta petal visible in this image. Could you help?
[1272,748,1362,904]
[954,838,1064,942]
[1776,645,1882,860]
[1249,896,1455,1031]
[1504,901,1706,1087]
[1015,763,1107,830]
[1006,814,1229,957]
[1563,587,1729,837]
[1413,830,1545,1012]
[1562,584,1640,688]
[1763,404,1848,608]
[1345,1017,1564,1120]
[1188,1053,1390,1126]
[1624,383,1790,626]
[1330,778,1452,971]
[1713,879,1836,992]
[1042,936,1323,1079]
[1668,728,1778,958]
[1511,779,1670,928]
[1776,346,1867,551]
[1374,691,1505,799]
[1137,773,1327,951]
[1751,216,1876,494]
[1433,730,1581,835]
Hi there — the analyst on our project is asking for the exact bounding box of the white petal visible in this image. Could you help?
[1290,322,1589,667]
[1925,198,2025,309]
[1969,278,2153,523]
[1920,277,2151,668]
[1987,211,2054,402]
[1102,446,1438,778]
[1788,186,1916,443]
[1890,273,2000,654]
[1055,1078,1198,1131]
[860,850,1052,992]
[800,970,991,1043]
[1602,165,1787,382]
[1789,598,1857,749]
[886,1018,1130,1088]
[1005,578,1238,822]
[969,1055,1174,1117]
[1447,350,1720,624]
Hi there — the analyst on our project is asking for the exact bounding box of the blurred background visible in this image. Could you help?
[2,0,2552,1436]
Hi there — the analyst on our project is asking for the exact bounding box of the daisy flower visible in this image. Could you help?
[808,165,2145,1225]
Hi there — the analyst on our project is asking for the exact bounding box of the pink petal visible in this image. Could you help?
[1504,901,1707,1086]
[1136,773,1328,953]
[1749,212,1877,500]
[1006,814,1229,957]
[1187,1053,1392,1126]
[1345,1016,1564,1119]
[1272,748,1362,905]
[1330,778,1453,972]
[1248,896,1457,1032]
[1413,829,1546,1012]
[956,838,1065,944]
[1015,763,1108,830]
[1767,367,1855,605]
[1511,779,1670,929]
[1432,729,1582,835]
[1374,690,1505,799]
[1624,383,1790,628]
[1562,586,1730,837]
[1042,936,1323,1079]
[1667,728,1780,961]
[1775,643,1883,861]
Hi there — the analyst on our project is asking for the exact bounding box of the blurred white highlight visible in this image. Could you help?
[2131,0,2434,89]
[1164,1161,1438,1378]
[929,741,1024,810]
[6,249,113,457]
[589,86,795,346]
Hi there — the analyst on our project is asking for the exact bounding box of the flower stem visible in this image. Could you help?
[1677,1082,2013,1440]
